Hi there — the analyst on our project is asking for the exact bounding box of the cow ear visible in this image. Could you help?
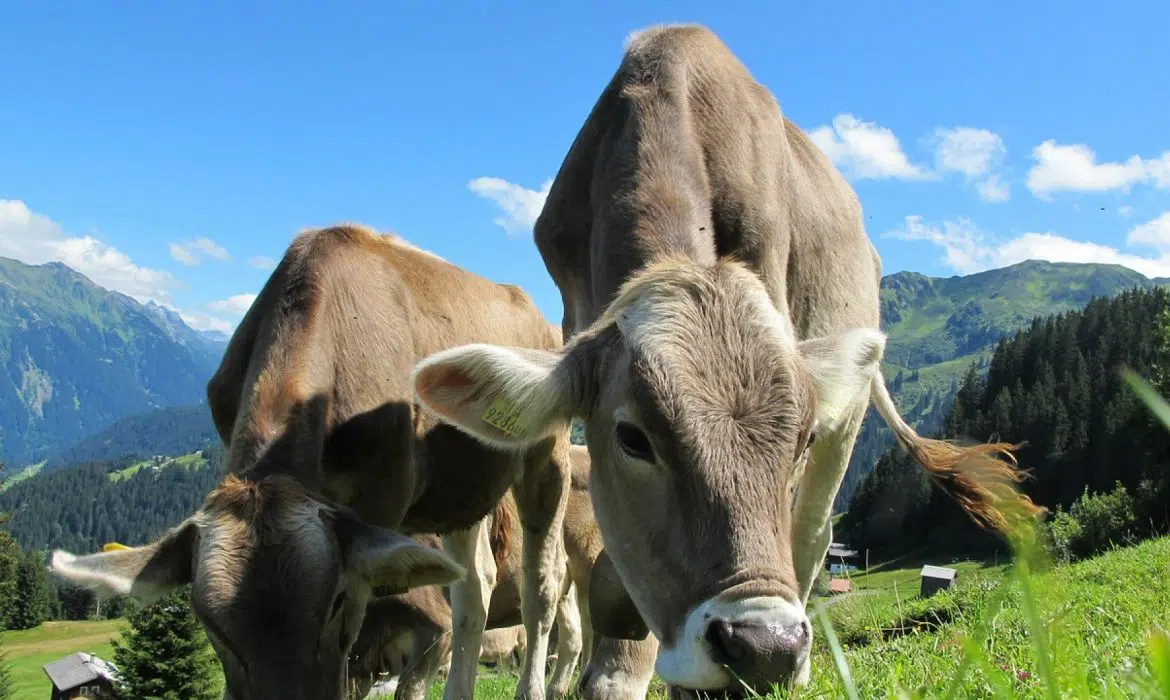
[412,344,577,450]
[49,516,198,605]
[798,328,886,433]
[337,515,465,596]
[589,548,649,641]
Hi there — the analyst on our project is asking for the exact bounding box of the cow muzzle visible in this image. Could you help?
[655,595,811,694]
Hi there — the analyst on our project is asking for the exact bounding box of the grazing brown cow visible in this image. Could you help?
[347,445,649,700]
[48,224,574,700]
[411,24,1040,695]
[347,492,584,700]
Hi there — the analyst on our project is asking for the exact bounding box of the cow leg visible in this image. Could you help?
[396,625,452,700]
[577,636,659,700]
[547,578,583,699]
[789,399,869,685]
[512,437,572,700]
[571,562,594,669]
[442,520,496,700]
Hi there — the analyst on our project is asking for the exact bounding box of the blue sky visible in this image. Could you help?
[2,1,1169,333]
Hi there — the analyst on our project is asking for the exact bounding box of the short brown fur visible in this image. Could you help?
[51,224,574,700]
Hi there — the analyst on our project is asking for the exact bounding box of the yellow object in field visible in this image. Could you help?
[102,542,130,552]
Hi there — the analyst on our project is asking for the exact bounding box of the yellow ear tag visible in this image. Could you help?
[482,395,529,439]
[102,542,130,552]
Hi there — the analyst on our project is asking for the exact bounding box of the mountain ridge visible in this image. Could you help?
[2,253,1164,507]
[837,257,1170,509]
[0,255,226,463]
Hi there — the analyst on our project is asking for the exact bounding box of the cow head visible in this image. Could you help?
[48,474,463,700]
[411,258,884,693]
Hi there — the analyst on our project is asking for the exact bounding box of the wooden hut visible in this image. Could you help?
[919,565,958,597]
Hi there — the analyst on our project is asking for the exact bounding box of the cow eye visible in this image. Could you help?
[615,422,655,462]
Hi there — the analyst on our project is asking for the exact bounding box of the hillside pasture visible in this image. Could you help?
[368,538,1170,699]
[107,450,209,482]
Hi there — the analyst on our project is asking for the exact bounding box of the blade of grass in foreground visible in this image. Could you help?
[811,598,860,700]
[1012,536,1060,700]
[1148,626,1170,699]
[1121,367,1170,431]
[941,572,1018,700]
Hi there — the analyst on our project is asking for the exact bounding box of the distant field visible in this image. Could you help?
[107,450,209,482]
[0,462,43,492]
[1,619,124,697]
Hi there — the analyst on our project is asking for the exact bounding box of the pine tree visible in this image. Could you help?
[0,643,13,700]
[111,587,220,700]
[8,550,56,630]
[0,482,18,631]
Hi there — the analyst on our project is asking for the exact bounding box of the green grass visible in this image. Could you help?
[0,462,43,492]
[369,538,1169,700]
[0,620,124,697]
[108,451,209,482]
[792,536,1170,699]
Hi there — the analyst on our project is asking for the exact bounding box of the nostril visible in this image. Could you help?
[799,619,812,644]
[705,618,746,665]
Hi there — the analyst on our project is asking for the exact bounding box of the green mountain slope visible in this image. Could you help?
[42,404,218,472]
[839,259,1166,511]
[0,256,226,464]
[0,448,223,553]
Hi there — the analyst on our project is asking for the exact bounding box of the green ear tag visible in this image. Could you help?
[482,395,529,439]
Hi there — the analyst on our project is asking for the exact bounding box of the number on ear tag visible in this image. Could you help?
[482,395,529,439]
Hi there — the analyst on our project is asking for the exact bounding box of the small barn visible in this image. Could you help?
[43,652,119,700]
[919,565,958,598]
[826,541,859,574]
[828,578,852,595]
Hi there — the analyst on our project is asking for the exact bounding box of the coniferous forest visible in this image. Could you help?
[841,287,1170,556]
[0,446,224,553]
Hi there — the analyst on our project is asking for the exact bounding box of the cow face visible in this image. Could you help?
[48,475,463,700]
[411,259,885,693]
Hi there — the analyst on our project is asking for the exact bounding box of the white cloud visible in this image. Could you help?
[1126,212,1170,253]
[809,114,930,181]
[169,243,198,266]
[0,198,246,334]
[976,175,1011,203]
[0,199,182,303]
[178,310,234,335]
[883,216,991,274]
[886,213,1170,279]
[248,255,276,270]
[1026,140,1170,198]
[1119,205,1135,219]
[169,237,231,266]
[469,177,552,236]
[207,293,258,317]
[931,127,1006,177]
[929,127,1011,203]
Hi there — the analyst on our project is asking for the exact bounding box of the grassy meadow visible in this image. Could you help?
[366,536,1169,700]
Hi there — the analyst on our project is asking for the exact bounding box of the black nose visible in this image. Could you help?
[703,616,811,688]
